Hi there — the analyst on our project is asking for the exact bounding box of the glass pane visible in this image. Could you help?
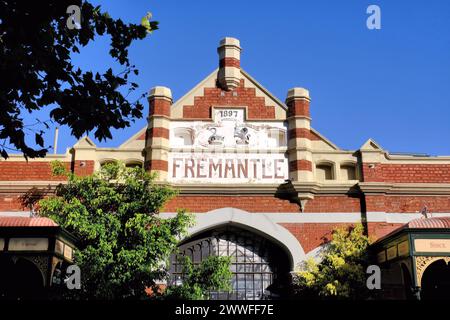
[236,247,245,260]
[236,264,245,272]
[254,275,262,291]
[231,275,237,289]
[193,247,201,263]
[169,226,283,301]
[237,274,245,289]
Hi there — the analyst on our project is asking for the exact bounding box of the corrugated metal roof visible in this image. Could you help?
[372,216,450,245]
[0,217,58,227]
[406,216,450,229]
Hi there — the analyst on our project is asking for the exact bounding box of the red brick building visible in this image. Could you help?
[1,37,449,299]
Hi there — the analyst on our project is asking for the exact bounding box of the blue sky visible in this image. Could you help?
[27,0,450,155]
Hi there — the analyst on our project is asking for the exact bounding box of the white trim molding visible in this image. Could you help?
[161,211,450,224]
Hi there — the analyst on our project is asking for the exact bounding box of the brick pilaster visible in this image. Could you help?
[144,86,172,181]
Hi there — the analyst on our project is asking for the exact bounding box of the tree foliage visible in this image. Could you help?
[293,224,372,299]
[0,1,158,159]
[165,255,232,300]
[38,162,193,299]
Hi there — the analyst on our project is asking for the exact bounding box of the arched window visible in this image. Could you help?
[170,226,290,300]
[99,159,117,167]
[316,163,334,180]
[340,163,357,180]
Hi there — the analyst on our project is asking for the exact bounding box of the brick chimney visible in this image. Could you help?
[144,86,172,181]
[286,87,313,182]
[217,37,242,91]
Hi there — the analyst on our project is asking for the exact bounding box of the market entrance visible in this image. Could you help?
[170,225,292,300]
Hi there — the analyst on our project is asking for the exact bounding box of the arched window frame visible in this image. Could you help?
[339,161,359,181]
[314,160,336,181]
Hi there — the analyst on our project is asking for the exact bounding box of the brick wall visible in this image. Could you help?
[0,160,94,181]
[289,160,313,172]
[365,195,450,213]
[163,195,300,213]
[219,57,240,68]
[162,195,364,213]
[183,79,275,119]
[0,195,25,211]
[73,160,95,177]
[303,196,361,213]
[148,127,170,140]
[149,99,171,116]
[0,161,69,181]
[281,222,406,254]
[367,222,404,240]
[362,163,450,183]
[287,128,321,140]
[280,222,353,253]
[144,160,168,172]
[286,98,310,118]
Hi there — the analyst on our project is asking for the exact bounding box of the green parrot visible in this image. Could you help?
[141,12,153,34]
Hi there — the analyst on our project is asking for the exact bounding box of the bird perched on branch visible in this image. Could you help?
[141,12,154,33]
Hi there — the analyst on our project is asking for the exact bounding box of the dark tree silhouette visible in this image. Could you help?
[0,0,158,159]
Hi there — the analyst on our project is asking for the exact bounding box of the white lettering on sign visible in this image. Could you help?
[169,107,288,184]
[169,153,288,184]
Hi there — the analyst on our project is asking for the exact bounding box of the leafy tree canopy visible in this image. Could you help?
[293,224,372,299]
[164,255,232,300]
[38,162,191,299]
[0,1,157,159]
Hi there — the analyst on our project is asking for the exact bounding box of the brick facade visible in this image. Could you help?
[163,195,300,213]
[0,195,24,211]
[288,128,321,140]
[362,163,450,183]
[289,160,313,172]
[280,222,353,253]
[183,80,276,120]
[302,196,361,213]
[0,160,94,181]
[286,99,310,118]
[1,37,449,268]
[365,195,450,213]
[147,127,170,140]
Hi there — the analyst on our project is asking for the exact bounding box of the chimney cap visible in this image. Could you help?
[218,37,241,49]
[287,87,310,101]
[149,86,172,99]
